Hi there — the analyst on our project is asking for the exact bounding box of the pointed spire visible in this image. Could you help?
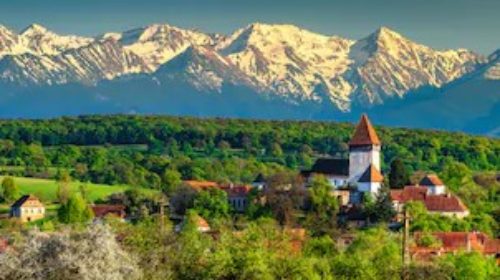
[349,114,381,146]
[358,164,384,183]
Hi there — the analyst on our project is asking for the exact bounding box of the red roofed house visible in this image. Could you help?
[10,194,45,223]
[391,178,469,218]
[412,232,500,262]
[91,204,126,219]
[183,180,252,212]
[183,180,220,191]
[175,215,211,233]
[420,175,446,195]
[220,184,252,212]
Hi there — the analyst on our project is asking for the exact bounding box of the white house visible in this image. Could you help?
[420,174,446,195]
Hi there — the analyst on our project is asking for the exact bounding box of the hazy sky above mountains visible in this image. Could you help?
[1,0,498,54]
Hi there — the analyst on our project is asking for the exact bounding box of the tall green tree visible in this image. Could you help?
[1,177,19,202]
[306,175,339,236]
[58,193,94,224]
[441,252,499,280]
[370,187,396,223]
[193,188,230,221]
[57,171,72,204]
[388,158,410,189]
[161,169,182,194]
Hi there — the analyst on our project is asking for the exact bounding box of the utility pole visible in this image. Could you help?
[401,208,410,280]
[158,194,166,233]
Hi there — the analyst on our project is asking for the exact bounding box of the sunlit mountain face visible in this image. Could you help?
[0,23,498,136]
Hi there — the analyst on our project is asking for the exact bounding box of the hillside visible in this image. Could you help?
[0,176,155,203]
[0,115,496,191]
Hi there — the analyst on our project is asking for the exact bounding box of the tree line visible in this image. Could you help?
[0,115,497,187]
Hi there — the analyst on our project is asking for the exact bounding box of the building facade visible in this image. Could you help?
[10,195,45,223]
[302,114,384,198]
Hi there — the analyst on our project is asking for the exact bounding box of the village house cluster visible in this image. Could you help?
[5,114,497,263]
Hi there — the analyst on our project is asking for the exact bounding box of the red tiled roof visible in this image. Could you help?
[91,204,126,218]
[390,190,403,201]
[413,232,499,255]
[391,186,427,201]
[424,195,467,212]
[184,180,219,191]
[220,185,251,197]
[196,216,210,228]
[420,175,444,186]
[483,238,500,254]
[391,186,467,212]
[348,114,381,146]
[358,164,384,183]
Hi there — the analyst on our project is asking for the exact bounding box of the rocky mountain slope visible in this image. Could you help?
[0,22,497,135]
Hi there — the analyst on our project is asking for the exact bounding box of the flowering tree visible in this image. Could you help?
[0,225,141,280]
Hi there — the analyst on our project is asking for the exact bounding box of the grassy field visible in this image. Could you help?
[0,176,157,208]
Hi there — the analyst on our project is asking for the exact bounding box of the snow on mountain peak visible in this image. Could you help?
[0,22,491,112]
[345,26,487,105]
[120,23,218,70]
[155,45,255,92]
[482,49,500,80]
[19,24,93,56]
[21,23,50,36]
[0,25,22,57]
[216,22,354,106]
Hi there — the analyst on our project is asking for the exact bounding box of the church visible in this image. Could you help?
[302,114,384,199]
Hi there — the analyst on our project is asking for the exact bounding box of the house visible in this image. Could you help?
[301,158,350,188]
[183,180,252,212]
[302,114,384,199]
[91,204,126,219]
[391,183,469,218]
[419,174,446,195]
[251,174,267,190]
[220,184,252,212]
[10,195,45,223]
[411,232,500,262]
[175,215,211,233]
[183,180,219,191]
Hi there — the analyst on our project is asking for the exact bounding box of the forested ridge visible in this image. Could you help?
[0,115,497,188]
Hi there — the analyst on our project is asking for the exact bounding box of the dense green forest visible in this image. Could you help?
[0,115,497,189]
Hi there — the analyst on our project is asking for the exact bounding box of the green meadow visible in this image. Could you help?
[0,176,158,213]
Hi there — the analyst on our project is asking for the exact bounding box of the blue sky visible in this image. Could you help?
[1,0,498,54]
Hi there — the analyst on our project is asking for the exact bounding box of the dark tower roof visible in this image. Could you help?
[349,114,381,147]
[358,165,384,183]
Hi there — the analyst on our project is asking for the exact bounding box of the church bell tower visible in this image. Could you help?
[348,114,381,183]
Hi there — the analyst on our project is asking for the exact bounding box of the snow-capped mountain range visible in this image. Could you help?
[0,22,498,135]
